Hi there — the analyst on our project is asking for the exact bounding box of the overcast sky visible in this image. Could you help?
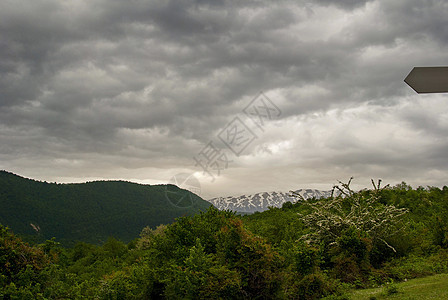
[1,0,448,199]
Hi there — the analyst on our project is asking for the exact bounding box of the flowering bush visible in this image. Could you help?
[292,178,409,253]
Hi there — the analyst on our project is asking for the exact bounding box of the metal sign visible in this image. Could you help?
[404,67,448,94]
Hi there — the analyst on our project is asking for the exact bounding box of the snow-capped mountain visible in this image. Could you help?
[208,189,332,213]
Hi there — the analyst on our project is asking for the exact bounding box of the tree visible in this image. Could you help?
[0,225,51,298]
[292,178,409,252]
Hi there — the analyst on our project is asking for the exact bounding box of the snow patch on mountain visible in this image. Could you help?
[208,189,332,213]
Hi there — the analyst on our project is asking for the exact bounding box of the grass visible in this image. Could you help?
[349,273,448,299]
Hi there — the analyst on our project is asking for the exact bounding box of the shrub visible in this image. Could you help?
[287,271,339,300]
[294,178,409,254]
[383,281,399,296]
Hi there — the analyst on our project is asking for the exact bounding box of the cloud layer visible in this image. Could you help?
[1,0,448,198]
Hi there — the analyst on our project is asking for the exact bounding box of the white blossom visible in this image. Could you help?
[291,178,408,252]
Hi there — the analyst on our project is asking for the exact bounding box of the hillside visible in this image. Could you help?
[1,180,448,298]
[0,171,211,245]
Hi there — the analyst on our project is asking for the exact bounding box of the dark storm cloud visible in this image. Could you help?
[1,0,448,195]
[1,0,308,144]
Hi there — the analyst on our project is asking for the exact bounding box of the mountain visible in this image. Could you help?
[0,171,212,245]
[208,189,332,213]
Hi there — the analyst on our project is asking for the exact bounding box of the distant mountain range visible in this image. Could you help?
[0,171,212,245]
[208,189,332,213]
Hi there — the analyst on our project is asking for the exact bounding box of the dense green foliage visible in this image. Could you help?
[1,180,448,299]
[0,171,211,245]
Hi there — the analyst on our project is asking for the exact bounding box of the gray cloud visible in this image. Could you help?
[314,0,374,10]
[1,0,448,197]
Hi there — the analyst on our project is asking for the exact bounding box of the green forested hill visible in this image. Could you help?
[0,171,211,245]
